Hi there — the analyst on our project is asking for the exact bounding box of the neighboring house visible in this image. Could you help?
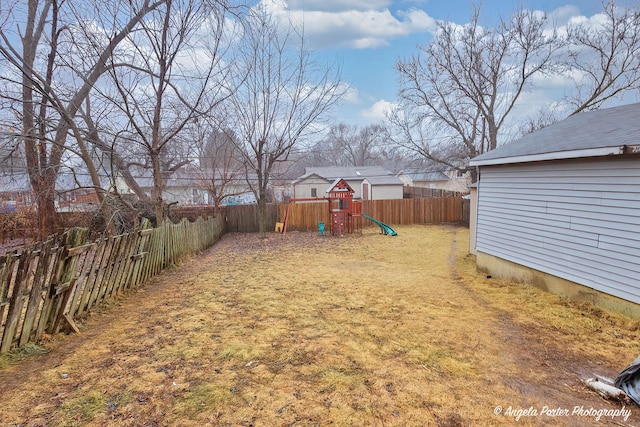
[293,166,404,200]
[115,166,255,206]
[397,170,470,193]
[292,172,330,199]
[56,172,104,212]
[221,192,256,206]
[362,175,405,200]
[270,182,293,203]
[468,102,640,316]
[0,173,32,209]
[114,167,204,205]
[0,172,102,212]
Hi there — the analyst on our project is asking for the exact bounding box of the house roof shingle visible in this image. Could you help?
[470,102,640,166]
[0,173,30,192]
[297,166,403,186]
[365,175,405,185]
[0,172,110,192]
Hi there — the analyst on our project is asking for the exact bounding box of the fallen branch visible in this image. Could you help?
[585,378,630,402]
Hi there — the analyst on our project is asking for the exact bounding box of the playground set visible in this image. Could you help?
[281,178,397,237]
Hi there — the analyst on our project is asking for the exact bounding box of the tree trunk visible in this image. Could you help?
[469,167,478,184]
[257,192,267,238]
[151,151,164,223]
[487,117,499,151]
[22,1,56,241]
[33,176,57,241]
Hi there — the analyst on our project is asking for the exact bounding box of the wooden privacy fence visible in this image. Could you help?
[462,198,470,225]
[224,204,279,233]
[362,197,464,226]
[404,187,464,198]
[279,196,465,231]
[0,216,225,354]
[279,201,331,232]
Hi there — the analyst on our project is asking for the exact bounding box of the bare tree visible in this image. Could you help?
[95,0,237,222]
[191,124,247,211]
[392,6,561,177]
[221,7,343,236]
[0,0,167,239]
[517,106,562,137]
[306,123,400,167]
[80,101,150,203]
[305,125,350,167]
[565,0,640,114]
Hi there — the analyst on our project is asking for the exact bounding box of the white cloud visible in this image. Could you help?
[341,84,361,104]
[258,0,437,49]
[361,99,396,120]
[285,0,392,12]
[352,37,389,49]
[548,5,581,25]
[530,70,579,89]
[567,11,609,28]
[553,5,611,38]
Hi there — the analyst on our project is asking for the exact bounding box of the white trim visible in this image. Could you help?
[469,146,624,167]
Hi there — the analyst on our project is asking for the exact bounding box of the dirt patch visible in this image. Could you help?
[445,226,627,424]
[0,226,638,426]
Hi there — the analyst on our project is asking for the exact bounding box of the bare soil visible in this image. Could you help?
[0,225,639,426]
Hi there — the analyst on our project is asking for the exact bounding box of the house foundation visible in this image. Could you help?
[476,252,640,319]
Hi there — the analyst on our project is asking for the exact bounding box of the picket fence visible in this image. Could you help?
[0,216,225,354]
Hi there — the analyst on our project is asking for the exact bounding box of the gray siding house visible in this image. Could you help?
[469,102,640,316]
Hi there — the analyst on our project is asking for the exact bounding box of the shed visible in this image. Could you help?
[290,173,330,199]
[469,102,640,317]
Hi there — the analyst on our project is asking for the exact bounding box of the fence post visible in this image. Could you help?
[47,228,89,334]
[18,240,55,347]
[0,252,31,353]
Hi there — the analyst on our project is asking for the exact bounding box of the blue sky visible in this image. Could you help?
[259,0,640,126]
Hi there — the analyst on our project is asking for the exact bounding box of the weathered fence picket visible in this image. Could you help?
[18,241,53,347]
[0,216,225,354]
[0,253,29,353]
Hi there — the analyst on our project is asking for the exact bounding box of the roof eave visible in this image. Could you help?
[469,146,627,167]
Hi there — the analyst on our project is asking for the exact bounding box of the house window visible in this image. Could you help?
[311,188,317,197]
[456,170,465,178]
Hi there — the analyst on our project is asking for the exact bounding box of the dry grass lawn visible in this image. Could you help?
[0,225,639,426]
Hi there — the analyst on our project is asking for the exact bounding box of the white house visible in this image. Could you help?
[292,166,404,200]
[469,102,640,317]
[115,167,208,205]
[115,166,255,206]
